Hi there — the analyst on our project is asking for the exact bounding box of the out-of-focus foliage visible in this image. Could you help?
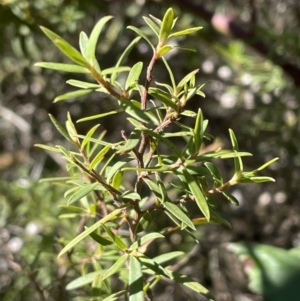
[229,243,300,301]
[1,0,300,300]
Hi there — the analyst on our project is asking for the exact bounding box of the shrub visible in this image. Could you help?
[35,7,278,301]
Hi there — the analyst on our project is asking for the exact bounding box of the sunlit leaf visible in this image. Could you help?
[87,16,113,65]
[49,114,72,142]
[143,16,160,37]
[125,62,143,91]
[169,27,203,38]
[54,89,93,103]
[182,168,210,220]
[127,25,154,49]
[159,8,174,45]
[68,182,98,205]
[58,208,123,257]
[130,233,164,250]
[67,79,100,89]
[34,62,90,73]
[103,254,128,281]
[66,271,106,290]
[164,201,196,230]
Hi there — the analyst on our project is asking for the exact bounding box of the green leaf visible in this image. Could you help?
[89,231,113,246]
[68,182,98,205]
[221,191,239,205]
[161,57,176,92]
[157,45,174,57]
[79,31,89,60]
[164,201,196,231]
[229,129,243,173]
[148,87,178,111]
[122,190,141,200]
[106,158,132,183]
[152,251,184,265]
[87,16,113,64]
[204,162,223,185]
[34,144,61,152]
[58,208,123,258]
[89,145,111,170]
[182,168,210,220]
[117,129,140,154]
[193,108,203,154]
[77,108,122,123]
[130,233,164,251]
[34,62,90,73]
[125,62,143,91]
[80,124,101,150]
[167,270,215,301]
[138,255,169,278]
[54,89,93,103]
[66,271,106,290]
[120,100,151,123]
[40,26,88,66]
[112,170,123,189]
[142,129,183,159]
[143,17,160,37]
[169,27,203,38]
[159,8,174,45]
[101,66,131,75]
[129,256,144,301]
[102,224,127,250]
[67,79,100,89]
[177,69,199,91]
[127,25,154,49]
[102,291,127,301]
[48,114,72,142]
[111,36,141,84]
[135,211,152,233]
[103,254,128,281]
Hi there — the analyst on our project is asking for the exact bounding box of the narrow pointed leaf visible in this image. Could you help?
[34,144,61,152]
[182,168,210,220]
[161,56,176,91]
[49,114,72,142]
[40,26,88,66]
[111,36,141,83]
[89,145,111,170]
[67,79,100,89]
[68,182,98,205]
[164,201,196,230]
[89,231,113,246]
[117,129,140,154]
[66,271,106,290]
[58,208,123,257]
[167,271,215,301]
[159,8,174,44]
[120,100,151,123]
[129,256,144,301]
[148,87,178,111]
[79,31,89,60]
[127,25,154,49]
[152,251,184,265]
[102,291,127,301]
[35,62,90,73]
[103,254,128,281]
[87,16,113,64]
[102,224,127,250]
[130,233,164,250]
[77,108,122,123]
[81,124,100,149]
[54,89,93,102]
[169,27,203,38]
[143,17,160,36]
[125,62,143,91]
[229,129,243,173]
[157,45,174,57]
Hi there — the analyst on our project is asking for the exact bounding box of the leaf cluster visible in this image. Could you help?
[35,8,277,301]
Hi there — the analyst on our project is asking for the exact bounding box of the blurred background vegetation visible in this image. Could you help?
[0,0,300,300]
